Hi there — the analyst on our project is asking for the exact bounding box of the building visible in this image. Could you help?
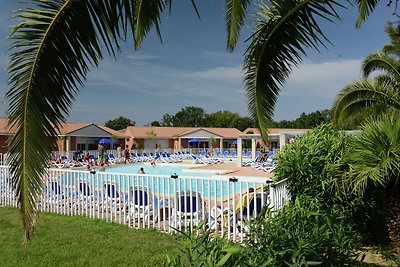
[0,118,127,155]
[121,126,243,151]
[243,128,310,150]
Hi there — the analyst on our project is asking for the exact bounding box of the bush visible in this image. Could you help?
[245,196,363,266]
[166,197,363,266]
[274,124,350,201]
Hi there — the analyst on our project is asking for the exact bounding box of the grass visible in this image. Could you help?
[0,207,181,266]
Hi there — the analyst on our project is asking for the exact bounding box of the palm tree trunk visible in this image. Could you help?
[386,181,400,253]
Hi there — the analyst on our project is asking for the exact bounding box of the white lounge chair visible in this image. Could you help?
[127,185,157,223]
[170,191,204,230]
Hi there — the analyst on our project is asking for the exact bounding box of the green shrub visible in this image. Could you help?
[274,124,350,200]
[166,197,363,266]
[274,124,376,228]
[164,222,249,267]
[245,196,363,266]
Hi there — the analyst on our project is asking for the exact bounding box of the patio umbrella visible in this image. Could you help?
[232,139,245,145]
[97,138,117,144]
[188,138,200,150]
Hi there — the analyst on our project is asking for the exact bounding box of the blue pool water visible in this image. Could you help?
[105,163,217,177]
[59,163,260,198]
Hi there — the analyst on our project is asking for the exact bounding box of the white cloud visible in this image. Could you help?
[282,59,363,98]
[181,66,242,80]
[125,52,160,61]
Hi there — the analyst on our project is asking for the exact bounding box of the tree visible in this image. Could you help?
[5,0,251,241]
[293,110,331,128]
[333,23,400,128]
[242,1,381,138]
[172,106,207,127]
[150,121,161,127]
[271,109,331,129]
[105,116,135,131]
[160,114,174,127]
[230,116,255,131]
[205,110,241,128]
[344,113,400,251]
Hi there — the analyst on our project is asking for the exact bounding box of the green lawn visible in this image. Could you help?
[0,207,180,266]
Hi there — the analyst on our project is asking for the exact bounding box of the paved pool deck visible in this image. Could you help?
[184,160,275,178]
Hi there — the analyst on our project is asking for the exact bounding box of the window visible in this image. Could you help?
[77,143,86,151]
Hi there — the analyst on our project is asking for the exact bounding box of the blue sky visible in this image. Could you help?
[0,1,395,125]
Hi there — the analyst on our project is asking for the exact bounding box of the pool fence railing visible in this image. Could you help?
[0,166,290,241]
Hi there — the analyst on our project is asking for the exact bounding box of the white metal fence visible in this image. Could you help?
[0,166,289,241]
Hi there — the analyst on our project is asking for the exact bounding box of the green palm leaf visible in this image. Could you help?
[6,0,167,242]
[243,0,346,138]
[225,0,251,51]
[362,52,400,80]
[354,0,380,27]
[332,78,400,125]
[345,112,400,195]
[382,22,400,55]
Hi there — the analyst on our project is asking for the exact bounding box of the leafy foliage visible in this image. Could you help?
[333,23,400,128]
[164,223,248,266]
[167,197,363,266]
[243,0,345,139]
[272,109,331,128]
[344,112,400,249]
[274,124,378,240]
[105,116,135,130]
[155,107,255,129]
[6,0,164,241]
[245,196,363,266]
[274,124,350,199]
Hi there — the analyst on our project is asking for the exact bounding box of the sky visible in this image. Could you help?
[0,1,395,125]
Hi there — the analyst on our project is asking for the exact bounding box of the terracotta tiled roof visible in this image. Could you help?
[179,127,242,138]
[243,128,309,135]
[57,122,91,135]
[122,126,242,139]
[0,118,13,135]
[97,125,128,137]
[60,122,127,137]
[122,126,196,139]
[0,118,126,137]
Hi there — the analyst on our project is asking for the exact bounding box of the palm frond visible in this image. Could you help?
[382,22,400,55]
[132,0,166,49]
[225,0,251,51]
[362,52,400,80]
[6,0,166,242]
[332,78,400,125]
[354,0,380,28]
[346,112,400,195]
[243,0,346,139]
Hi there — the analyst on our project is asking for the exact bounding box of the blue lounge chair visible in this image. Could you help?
[170,191,204,229]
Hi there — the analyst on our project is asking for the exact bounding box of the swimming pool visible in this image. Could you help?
[100,163,261,198]
[105,163,218,177]
[57,163,263,198]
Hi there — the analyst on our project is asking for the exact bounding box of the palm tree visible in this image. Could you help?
[333,23,400,127]
[344,112,400,251]
[4,0,383,241]
[242,0,382,138]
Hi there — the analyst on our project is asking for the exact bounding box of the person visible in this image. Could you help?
[73,150,82,161]
[116,145,122,163]
[138,167,145,174]
[124,145,130,164]
[99,163,106,172]
[150,158,156,167]
[97,143,105,164]
[235,187,255,214]
[83,152,91,164]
